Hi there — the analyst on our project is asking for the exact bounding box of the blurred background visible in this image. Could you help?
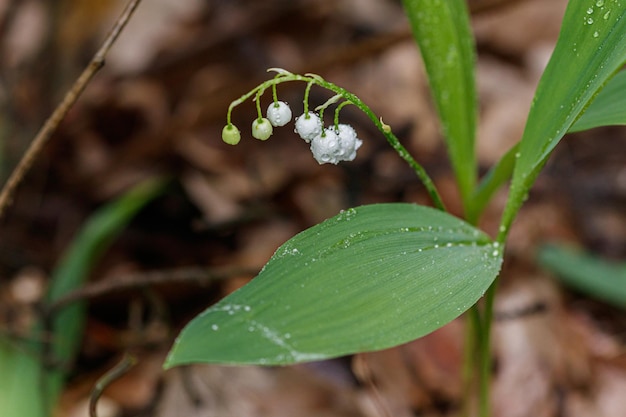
[0,0,625,416]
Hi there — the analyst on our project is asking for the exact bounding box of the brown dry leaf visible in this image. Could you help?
[234,219,301,269]
[355,320,464,417]
[473,0,568,57]
[492,275,592,417]
[156,364,362,417]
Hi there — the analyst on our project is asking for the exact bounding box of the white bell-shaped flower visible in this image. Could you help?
[310,128,343,165]
[252,118,273,140]
[294,112,323,143]
[266,101,292,127]
[336,124,363,161]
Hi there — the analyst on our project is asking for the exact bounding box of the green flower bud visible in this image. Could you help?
[222,124,241,145]
[252,118,273,141]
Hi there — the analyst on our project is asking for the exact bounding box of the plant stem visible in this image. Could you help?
[478,278,498,417]
[461,305,482,417]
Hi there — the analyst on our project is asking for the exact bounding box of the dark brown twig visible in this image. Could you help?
[0,0,144,219]
[48,266,259,312]
[89,353,137,417]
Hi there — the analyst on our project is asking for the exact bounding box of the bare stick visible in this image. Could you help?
[0,0,143,219]
[89,353,137,417]
[48,266,260,312]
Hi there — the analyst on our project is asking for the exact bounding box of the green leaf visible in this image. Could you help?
[468,143,519,224]
[569,69,626,132]
[539,244,626,310]
[165,203,502,367]
[0,339,46,417]
[43,177,167,404]
[0,178,167,417]
[401,0,477,215]
[500,1,626,239]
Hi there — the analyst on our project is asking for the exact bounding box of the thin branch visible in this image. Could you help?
[0,0,144,219]
[48,266,259,312]
[89,354,137,417]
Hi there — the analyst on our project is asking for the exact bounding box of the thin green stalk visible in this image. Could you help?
[478,279,498,417]
[462,305,482,417]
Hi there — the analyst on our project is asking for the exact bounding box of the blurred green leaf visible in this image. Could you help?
[0,178,167,417]
[165,203,502,367]
[500,1,626,237]
[401,0,477,215]
[44,177,167,403]
[569,69,626,132]
[539,244,626,310]
[0,339,46,417]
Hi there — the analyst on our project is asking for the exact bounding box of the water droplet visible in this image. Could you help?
[244,306,251,312]
[493,242,500,248]
[587,17,594,24]
[596,0,605,6]
[604,10,611,19]
[492,250,499,257]
[587,7,594,14]
[211,324,219,331]
[515,152,521,158]
[593,31,599,37]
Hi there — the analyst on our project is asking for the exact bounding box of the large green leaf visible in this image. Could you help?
[500,1,626,238]
[569,69,626,132]
[165,203,502,367]
[539,244,626,309]
[401,0,477,215]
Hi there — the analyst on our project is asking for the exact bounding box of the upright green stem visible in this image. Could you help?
[478,279,498,417]
[462,305,482,417]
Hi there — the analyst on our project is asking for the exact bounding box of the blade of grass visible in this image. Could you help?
[569,68,626,132]
[467,143,519,224]
[401,0,477,216]
[539,244,626,310]
[43,178,167,406]
[0,178,167,417]
[499,1,626,241]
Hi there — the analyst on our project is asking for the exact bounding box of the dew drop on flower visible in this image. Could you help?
[222,124,241,145]
[310,128,343,164]
[267,101,292,127]
[295,112,323,143]
[252,118,273,140]
[335,124,363,162]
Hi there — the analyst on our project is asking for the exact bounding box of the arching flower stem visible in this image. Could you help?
[225,70,446,211]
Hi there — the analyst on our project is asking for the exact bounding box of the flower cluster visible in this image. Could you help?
[222,77,362,165]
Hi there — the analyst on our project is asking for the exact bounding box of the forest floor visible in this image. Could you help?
[1,0,625,416]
